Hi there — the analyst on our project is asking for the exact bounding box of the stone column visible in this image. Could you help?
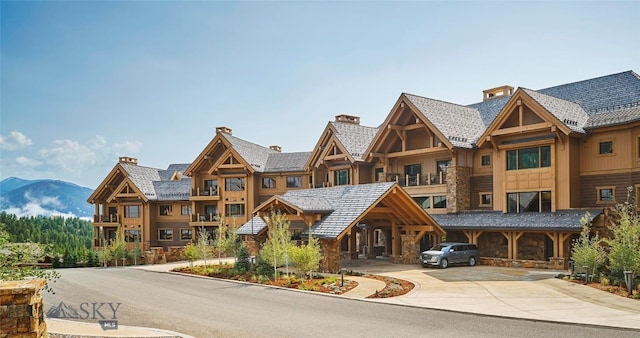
[319,239,340,273]
[401,233,419,264]
[446,166,472,213]
[0,279,47,338]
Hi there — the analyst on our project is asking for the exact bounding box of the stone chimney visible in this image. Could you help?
[216,126,232,135]
[119,156,138,165]
[269,145,282,152]
[482,85,514,101]
[334,114,360,125]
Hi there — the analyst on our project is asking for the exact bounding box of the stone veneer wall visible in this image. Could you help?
[518,233,546,261]
[399,234,419,264]
[0,279,47,338]
[319,240,340,273]
[244,240,260,257]
[480,257,567,270]
[166,246,185,262]
[446,166,472,213]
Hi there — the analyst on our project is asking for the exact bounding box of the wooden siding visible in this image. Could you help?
[580,172,638,207]
[471,175,493,209]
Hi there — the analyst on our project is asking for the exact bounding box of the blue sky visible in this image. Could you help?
[1,1,639,189]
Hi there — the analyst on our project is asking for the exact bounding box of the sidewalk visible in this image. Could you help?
[47,318,193,338]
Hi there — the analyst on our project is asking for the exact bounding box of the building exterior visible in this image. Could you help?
[88,70,640,270]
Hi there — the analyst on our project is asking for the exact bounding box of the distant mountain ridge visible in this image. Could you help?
[0,177,93,218]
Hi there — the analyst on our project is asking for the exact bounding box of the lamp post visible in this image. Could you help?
[624,271,634,297]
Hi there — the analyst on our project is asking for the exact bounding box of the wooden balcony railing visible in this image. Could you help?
[191,187,219,197]
[192,213,219,223]
[388,172,446,187]
[93,214,120,223]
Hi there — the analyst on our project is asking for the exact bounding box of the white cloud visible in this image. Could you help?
[38,139,97,175]
[0,130,33,150]
[1,192,75,218]
[15,156,41,167]
[114,140,143,153]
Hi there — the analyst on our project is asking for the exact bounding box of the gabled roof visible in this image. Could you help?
[239,182,443,239]
[329,121,378,161]
[264,152,312,172]
[432,209,602,232]
[521,88,589,133]
[221,133,278,173]
[120,163,162,199]
[404,93,486,148]
[585,105,640,128]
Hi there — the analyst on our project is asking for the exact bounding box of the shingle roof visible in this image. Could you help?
[330,122,378,161]
[539,70,640,114]
[278,195,334,213]
[467,96,511,127]
[221,133,277,172]
[521,88,589,133]
[431,210,602,232]
[238,182,396,238]
[120,163,191,201]
[404,93,486,148]
[264,152,311,172]
[585,105,640,128]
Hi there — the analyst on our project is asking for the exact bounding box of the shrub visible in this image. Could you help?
[235,245,251,273]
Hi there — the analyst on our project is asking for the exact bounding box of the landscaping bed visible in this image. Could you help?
[174,264,414,297]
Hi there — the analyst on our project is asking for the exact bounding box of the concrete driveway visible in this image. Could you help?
[340,259,640,330]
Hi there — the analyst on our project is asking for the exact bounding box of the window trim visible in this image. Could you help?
[596,186,616,203]
[598,139,615,156]
[480,154,491,167]
[479,192,493,207]
[124,229,141,243]
[159,205,172,216]
[124,205,141,218]
[286,176,302,188]
[506,145,551,171]
[225,203,246,217]
[506,190,552,213]
[181,205,192,216]
[180,228,193,241]
[158,228,173,241]
[225,177,245,191]
[262,177,276,189]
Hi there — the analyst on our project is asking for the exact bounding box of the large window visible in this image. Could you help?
[158,229,173,241]
[506,146,551,170]
[181,205,192,216]
[436,160,451,177]
[204,179,218,195]
[334,169,350,186]
[506,191,551,213]
[124,230,141,243]
[225,204,245,217]
[413,196,431,209]
[262,177,276,189]
[433,196,447,209]
[225,177,245,191]
[159,205,172,216]
[124,205,140,218]
[286,176,302,188]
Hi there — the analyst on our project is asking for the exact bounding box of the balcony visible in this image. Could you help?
[190,187,219,198]
[93,214,121,224]
[385,173,446,187]
[191,213,219,225]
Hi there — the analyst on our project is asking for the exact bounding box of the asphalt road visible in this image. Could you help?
[43,267,639,338]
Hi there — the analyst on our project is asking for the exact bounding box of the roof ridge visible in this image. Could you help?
[221,133,277,153]
[538,70,635,92]
[330,121,378,130]
[403,92,479,110]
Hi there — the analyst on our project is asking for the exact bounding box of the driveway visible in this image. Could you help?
[340,259,640,330]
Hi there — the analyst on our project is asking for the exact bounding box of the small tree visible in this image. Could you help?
[184,242,200,268]
[97,246,111,267]
[571,211,606,279]
[130,237,143,266]
[259,210,293,279]
[219,220,242,262]
[109,238,127,267]
[235,245,251,273]
[606,187,640,282]
[195,226,212,266]
[290,233,322,279]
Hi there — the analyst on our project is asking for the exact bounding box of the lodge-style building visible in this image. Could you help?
[88,70,640,272]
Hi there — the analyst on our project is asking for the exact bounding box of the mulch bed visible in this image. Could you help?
[364,274,415,298]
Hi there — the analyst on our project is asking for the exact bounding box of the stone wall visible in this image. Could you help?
[518,233,545,261]
[145,247,167,265]
[0,279,47,338]
[446,166,471,213]
[480,257,567,270]
[478,232,508,258]
[166,246,185,262]
[319,240,340,273]
[244,240,260,257]
[392,234,419,264]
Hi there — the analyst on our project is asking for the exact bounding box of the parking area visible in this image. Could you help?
[340,258,640,330]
